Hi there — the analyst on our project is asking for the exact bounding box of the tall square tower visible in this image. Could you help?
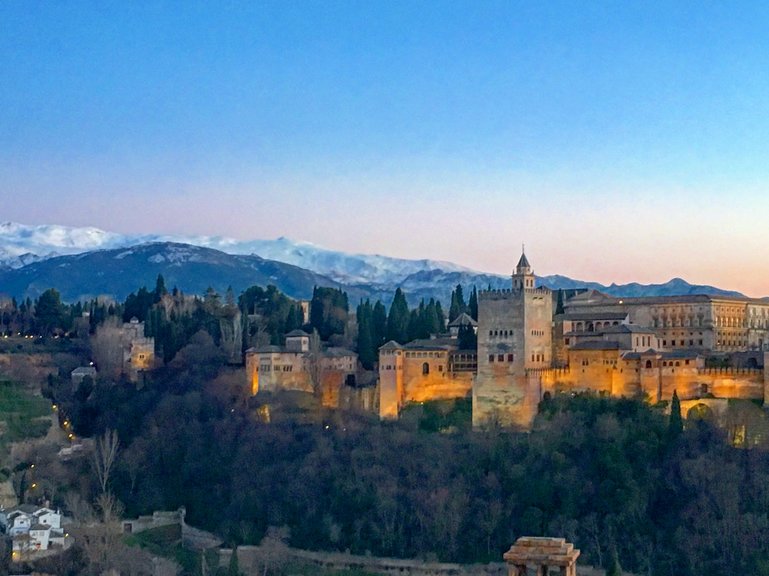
[473,251,552,427]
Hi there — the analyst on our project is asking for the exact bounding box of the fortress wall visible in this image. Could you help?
[404,369,473,403]
[472,372,533,429]
[658,368,764,401]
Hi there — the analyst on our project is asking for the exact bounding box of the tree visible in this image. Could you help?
[372,300,388,348]
[356,300,377,370]
[605,546,623,576]
[307,329,324,398]
[555,289,565,316]
[228,546,242,576]
[468,287,478,320]
[153,273,168,302]
[93,429,120,495]
[386,288,410,344]
[35,288,66,335]
[90,316,125,378]
[457,324,477,350]
[669,389,683,440]
[448,285,467,322]
[309,287,349,341]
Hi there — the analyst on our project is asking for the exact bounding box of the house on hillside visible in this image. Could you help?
[1,505,72,561]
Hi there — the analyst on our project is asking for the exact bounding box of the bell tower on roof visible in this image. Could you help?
[512,247,535,291]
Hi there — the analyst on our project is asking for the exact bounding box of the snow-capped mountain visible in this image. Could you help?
[0,222,472,284]
[0,221,752,302]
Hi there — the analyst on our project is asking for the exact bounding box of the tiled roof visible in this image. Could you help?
[570,341,622,351]
[285,330,309,337]
[448,313,478,327]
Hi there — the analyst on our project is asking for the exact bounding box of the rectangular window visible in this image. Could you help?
[507,354,514,362]
[489,355,494,362]
[497,354,504,362]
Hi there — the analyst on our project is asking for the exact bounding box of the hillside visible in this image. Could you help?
[0,242,359,303]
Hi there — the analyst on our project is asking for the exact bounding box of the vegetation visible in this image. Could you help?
[7,278,769,576]
[40,352,769,576]
[0,379,51,451]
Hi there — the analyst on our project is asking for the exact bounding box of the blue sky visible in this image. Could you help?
[3,2,769,294]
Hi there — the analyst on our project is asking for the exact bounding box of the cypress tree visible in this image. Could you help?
[435,300,446,332]
[386,288,410,344]
[458,324,477,350]
[424,298,442,336]
[356,300,376,369]
[468,286,478,320]
[669,389,684,439]
[555,289,565,315]
[227,547,241,576]
[372,300,388,348]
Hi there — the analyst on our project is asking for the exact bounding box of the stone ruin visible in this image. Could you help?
[503,537,580,576]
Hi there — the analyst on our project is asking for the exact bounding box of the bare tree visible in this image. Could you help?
[307,329,325,398]
[90,316,125,378]
[92,429,120,495]
[77,492,125,573]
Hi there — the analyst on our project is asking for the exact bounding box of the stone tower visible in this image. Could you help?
[473,250,552,428]
[378,341,404,419]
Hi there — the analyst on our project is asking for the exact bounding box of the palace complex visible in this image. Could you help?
[379,252,769,429]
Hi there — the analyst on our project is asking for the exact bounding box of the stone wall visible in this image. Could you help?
[538,361,767,406]
[220,544,619,576]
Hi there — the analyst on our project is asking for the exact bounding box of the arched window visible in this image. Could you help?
[422,362,430,375]
[645,360,652,369]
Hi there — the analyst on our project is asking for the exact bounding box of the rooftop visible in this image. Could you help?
[447,312,478,328]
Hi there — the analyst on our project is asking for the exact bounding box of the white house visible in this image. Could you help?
[4,506,70,560]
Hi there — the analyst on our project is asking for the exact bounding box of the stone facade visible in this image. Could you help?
[563,291,769,353]
[473,253,552,428]
[379,250,769,430]
[121,318,155,381]
[378,338,476,419]
[245,331,359,409]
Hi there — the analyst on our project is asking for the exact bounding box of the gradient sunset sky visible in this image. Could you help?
[3,3,769,295]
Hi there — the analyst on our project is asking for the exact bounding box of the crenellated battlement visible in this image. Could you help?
[698,367,763,376]
[479,289,514,300]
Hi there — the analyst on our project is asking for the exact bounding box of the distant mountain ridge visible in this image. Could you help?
[0,242,359,303]
[0,221,471,284]
[0,221,754,303]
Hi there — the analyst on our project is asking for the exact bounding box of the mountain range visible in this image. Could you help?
[0,221,751,304]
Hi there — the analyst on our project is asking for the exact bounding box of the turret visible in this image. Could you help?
[512,248,535,291]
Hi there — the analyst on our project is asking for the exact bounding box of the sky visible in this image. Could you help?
[2,2,769,295]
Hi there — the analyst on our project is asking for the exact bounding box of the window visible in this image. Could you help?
[489,355,494,362]
[498,354,504,362]
[508,354,514,362]
[422,362,430,375]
